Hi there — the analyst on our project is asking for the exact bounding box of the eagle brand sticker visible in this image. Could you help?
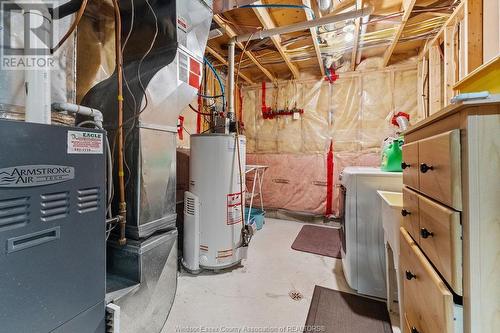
[67,131,103,154]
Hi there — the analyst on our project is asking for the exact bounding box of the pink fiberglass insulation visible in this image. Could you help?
[247,151,380,216]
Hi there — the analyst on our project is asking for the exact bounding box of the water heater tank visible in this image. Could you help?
[186,133,246,270]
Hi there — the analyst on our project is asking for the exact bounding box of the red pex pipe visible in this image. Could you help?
[325,140,334,216]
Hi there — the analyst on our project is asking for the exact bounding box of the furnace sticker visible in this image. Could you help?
[67,131,103,154]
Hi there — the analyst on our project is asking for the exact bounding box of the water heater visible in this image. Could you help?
[183,134,247,272]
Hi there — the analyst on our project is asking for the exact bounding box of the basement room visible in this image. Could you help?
[0,0,498,333]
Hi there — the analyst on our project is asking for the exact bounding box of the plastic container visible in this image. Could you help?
[245,208,265,230]
[381,138,403,172]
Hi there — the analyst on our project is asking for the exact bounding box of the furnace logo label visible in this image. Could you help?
[0,165,75,187]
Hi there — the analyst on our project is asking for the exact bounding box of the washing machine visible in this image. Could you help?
[339,167,402,299]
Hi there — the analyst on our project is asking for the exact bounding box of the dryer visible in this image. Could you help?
[339,167,402,299]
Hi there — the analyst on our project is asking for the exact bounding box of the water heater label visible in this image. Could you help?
[67,131,103,154]
[0,165,75,187]
[227,192,243,225]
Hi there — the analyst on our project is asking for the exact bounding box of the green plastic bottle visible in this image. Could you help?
[381,138,403,172]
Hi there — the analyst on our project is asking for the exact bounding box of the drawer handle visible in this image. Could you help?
[401,162,411,169]
[405,270,417,280]
[420,163,434,173]
[420,228,434,239]
[401,209,411,217]
[411,327,420,333]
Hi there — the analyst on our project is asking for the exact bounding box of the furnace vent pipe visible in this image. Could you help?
[317,0,332,12]
[52,102,104,128]
[226,4,374,126]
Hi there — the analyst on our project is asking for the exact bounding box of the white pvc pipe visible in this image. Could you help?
[52,102,104,127]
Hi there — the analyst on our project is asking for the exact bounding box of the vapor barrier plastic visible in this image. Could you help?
[242,60,421,215]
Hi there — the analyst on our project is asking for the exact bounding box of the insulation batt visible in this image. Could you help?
[240,58,421,215]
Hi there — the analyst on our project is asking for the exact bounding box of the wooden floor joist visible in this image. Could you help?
[252,1,300,79]
[302,0,325,76]
[383,0,418,67]
[350,0,363,71]
[213,14,275,81]
[206,46,254,84]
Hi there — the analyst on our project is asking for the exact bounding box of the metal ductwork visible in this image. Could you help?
[318,0,332,12]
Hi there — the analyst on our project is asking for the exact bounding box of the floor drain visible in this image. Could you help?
[289,290,303,301]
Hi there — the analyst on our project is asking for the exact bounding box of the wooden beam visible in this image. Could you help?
[206,45,254,84]
[428,44,443,115]
[350,0,363,71]
[252,2,300,79]
[465,0,483,73]
[418,1,464,60]
[443,25,456,106]
[302,0,325,76]
[213,14,275,81]
[383,0,418,67]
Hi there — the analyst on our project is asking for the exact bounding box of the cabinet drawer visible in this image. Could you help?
[402,187,420,241]
[418,130,462,210]
[418,195,462,295]
[400,228,455,333]
[402,141,419,190]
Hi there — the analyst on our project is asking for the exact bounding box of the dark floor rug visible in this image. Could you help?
[291,225,341,259]
[304,286,392,333]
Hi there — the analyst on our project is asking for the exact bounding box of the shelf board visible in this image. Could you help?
[453,56,500,93]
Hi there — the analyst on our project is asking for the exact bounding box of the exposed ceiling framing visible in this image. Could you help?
[208,0,459,84]
[383,0,418,67]
[302,0,326,76]
[213,14,275,81]
[252,1,301,78]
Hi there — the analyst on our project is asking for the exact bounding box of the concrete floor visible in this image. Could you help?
[163,218,400,333]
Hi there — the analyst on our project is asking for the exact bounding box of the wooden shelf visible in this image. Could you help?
[453,56,500,93]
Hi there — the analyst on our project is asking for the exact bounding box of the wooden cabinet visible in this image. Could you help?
[418,130,462,210]
[402,141,419,190]
[401,228,456,333]
[401,98,500,333]
[419,195,462,295]
[402,187,419,241]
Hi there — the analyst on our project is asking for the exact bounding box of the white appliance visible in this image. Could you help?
[339,167,403,299]
[182,134,247,272]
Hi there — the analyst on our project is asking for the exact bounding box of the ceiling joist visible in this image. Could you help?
[213,14,275,81]
[252,1,300,79]
[383,0,418,67]
[302,0,325,76]
[350,0,363,71]
[206,45,254,84]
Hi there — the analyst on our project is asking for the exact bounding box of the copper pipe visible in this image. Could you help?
[111,0,127,246]
[51,0,89,53]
